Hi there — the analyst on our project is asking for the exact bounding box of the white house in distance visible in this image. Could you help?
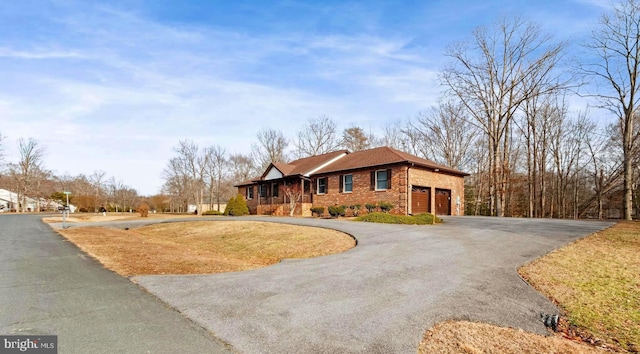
[0,188,76,213]
[0,189,36,212]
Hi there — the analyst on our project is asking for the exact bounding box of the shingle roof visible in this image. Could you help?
[313,146,468,176]
[234,147,467,187]
[271,162,296,176]
[262,150,349,179]
[234,177,260,187]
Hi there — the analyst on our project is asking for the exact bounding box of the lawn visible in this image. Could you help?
[419,221,639,353]
[58,221,355,276]
[418,320,602,353]
[354,212,442,224]
[42,212,198,224]
[519,221,640,352]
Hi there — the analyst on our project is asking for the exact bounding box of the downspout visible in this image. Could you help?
[407,164,413,215]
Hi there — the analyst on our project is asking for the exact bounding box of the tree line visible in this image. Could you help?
[163,1,640,220]
[0,135,151,213]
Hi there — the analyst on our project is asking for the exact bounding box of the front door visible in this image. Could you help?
[435,189,451,215]
[411,186,431,214]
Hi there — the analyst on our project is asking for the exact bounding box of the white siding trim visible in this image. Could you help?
[264,166,284,180]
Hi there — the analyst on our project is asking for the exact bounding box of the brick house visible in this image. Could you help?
[235,146,468,216]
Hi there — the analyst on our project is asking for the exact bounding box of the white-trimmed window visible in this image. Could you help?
[375,169,389,190]
[246,186,254,200]
[343,174,353,193]
[317,177,328,194]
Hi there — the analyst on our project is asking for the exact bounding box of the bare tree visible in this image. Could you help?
[341,126,375,152]
[551,108,591,218]
[410,101,478,170]
[107,177,125,213]
[12,138,46,212]
[441,16,565,216]
[251,128,288,172]
[32,167,52,212]
[280,183,303,217]
[89,170,106,212]
[294,116,341,158]
[581,0,640,219]
[163,140,208,215]
[121,187,139,212]
[381,121,408,152]
[585,124,614,219]
[229,153,256,183]
[517,94,566,217]
[204,145,229,212]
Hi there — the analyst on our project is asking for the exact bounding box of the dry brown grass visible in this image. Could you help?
[418,222,640,353]
[418,321,605,354]
[42,213,198,224]
[520,222,640,352]
[57,221,355,276]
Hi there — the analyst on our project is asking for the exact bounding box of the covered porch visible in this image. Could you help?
[253,177,313,216]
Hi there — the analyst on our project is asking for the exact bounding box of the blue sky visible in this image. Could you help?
[1,0,613,195]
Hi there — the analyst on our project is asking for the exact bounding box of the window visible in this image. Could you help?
[375,169,390,190]
[343,174,353,193]
[246,186,254,200]
[259,185,269,197]
[273,183,279,197]
[317,177,327,194]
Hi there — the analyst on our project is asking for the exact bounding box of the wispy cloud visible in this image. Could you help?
[0,48,84,59]
[0,1,606,194]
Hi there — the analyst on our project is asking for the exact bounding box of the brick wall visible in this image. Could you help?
[238,186,259,214]
[409,168,465,215]
[312,165,408,215]
[239,165,465,216]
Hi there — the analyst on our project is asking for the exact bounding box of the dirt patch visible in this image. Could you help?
[57,221,355,276]
[418,321,605,354]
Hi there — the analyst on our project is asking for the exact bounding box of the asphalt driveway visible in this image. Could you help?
[0,214,232,354]
[129,216,613,354]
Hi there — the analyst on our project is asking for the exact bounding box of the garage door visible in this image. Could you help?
[411,186,430,214]
[435,189,451,215]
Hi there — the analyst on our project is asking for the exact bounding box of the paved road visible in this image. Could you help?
[127,216,614,354]
[0,214,233,354]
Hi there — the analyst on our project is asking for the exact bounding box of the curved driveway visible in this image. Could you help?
[126,216,612,354]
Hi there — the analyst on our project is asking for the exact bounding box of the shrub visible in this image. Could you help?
[349,204,361,216]
[378,201,394,213]
[310,206,325,217]
[355,212,442,225]
[202,210,223,216]
[223,196,236,216]
[328,205,346,217]
[411,213,442,224]
[231,194,250,216]
[364,203,377,213]
[138,203,150,217]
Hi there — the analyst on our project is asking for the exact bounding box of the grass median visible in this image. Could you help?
[58,221,355,276]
